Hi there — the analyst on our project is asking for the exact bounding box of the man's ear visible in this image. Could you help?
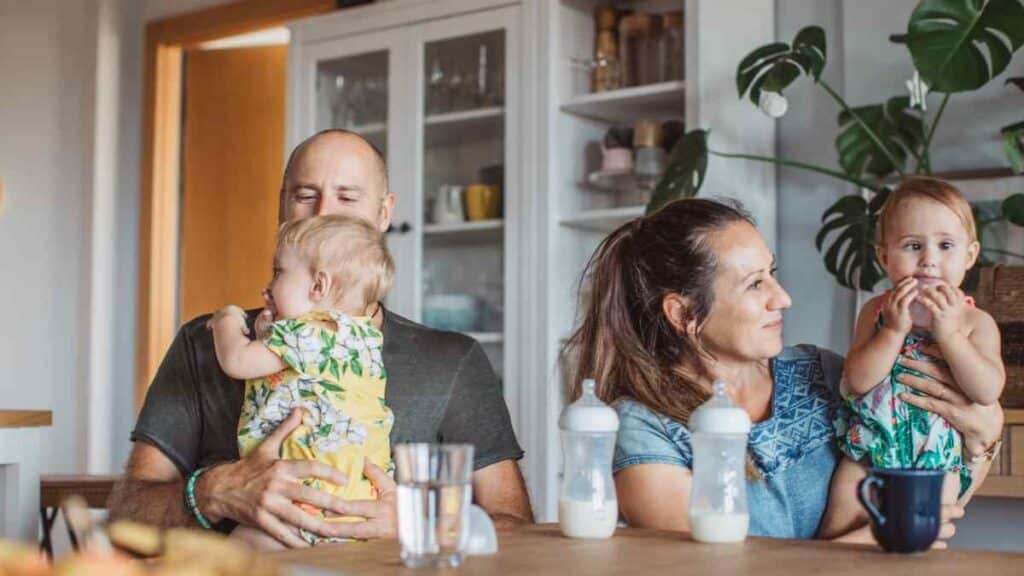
[377,193,396,233]
[310,270,332,303]
[662,293,697,336]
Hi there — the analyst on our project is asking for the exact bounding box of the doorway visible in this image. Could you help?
[180,41,287,322]
[136,0,336,410]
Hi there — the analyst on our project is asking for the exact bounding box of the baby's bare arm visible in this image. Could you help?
[210,305,286,380]
[843,295,905,395]
[938,309,1005,406]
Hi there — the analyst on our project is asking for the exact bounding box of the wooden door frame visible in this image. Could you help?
[137,0,335,412]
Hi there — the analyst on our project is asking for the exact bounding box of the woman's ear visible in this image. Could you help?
[310,270,332,303]
[662,293,697,336]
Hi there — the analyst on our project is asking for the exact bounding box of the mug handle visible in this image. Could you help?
[857,475,886,527]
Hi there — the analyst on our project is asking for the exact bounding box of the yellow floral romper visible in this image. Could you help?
[237,311,393,544]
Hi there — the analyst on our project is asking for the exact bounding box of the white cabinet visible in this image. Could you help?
[290,0,775,522]
[289,0,526,424]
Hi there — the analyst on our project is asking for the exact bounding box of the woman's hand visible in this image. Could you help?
[895,354,1004,458]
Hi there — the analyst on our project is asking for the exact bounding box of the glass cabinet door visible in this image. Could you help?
[415,7,519,382]
[314,50,389,154]
[300,31,418,319]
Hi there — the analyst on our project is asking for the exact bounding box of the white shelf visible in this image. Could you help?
[560,81,685,124]
[584,169,657,194]
[467,332,503,344]
[425,106,504,126]
[347,122,385,135]
[423,219,503,244]
[559,205,644,233]
[424,107,504,147]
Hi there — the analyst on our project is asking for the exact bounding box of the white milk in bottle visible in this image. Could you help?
[558,379,619,539]
[687,380,752,543]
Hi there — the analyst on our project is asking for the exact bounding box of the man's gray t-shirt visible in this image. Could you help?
[131,308,523,479]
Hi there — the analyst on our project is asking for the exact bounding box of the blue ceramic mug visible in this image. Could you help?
[857,468,945,553]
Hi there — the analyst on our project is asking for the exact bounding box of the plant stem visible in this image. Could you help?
[917,93,950,174]
[709,149,884,192]
[981,247,1024,260]
[819,80,907,178]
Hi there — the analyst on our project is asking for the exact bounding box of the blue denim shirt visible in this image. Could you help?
[613,345,845,539]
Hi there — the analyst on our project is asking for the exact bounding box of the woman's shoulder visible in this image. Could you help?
[611,398,692,472]
[614,398,686,431]
[775,344,844,395]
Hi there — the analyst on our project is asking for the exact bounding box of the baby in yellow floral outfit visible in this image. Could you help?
[209,214,394,547]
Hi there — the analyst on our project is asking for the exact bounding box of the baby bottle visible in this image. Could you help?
[688,380,752,543]
[558,378,619,539]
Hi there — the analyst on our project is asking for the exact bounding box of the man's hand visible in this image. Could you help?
[321,459,399,539]
[196,409,359,548]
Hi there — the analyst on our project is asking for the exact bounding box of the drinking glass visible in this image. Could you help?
[394,443,475,568]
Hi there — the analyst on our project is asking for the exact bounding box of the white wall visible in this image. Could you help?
[774,0,1024,552]
[1,0,235,478]
[0,0,98,474]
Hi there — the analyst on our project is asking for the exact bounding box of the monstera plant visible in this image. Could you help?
[650,0,1024,291]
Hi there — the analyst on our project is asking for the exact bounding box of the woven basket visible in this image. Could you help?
[976,266,1024,408]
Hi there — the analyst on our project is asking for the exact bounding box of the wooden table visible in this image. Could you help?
[273,524,1023,575]
[0,410,51,541]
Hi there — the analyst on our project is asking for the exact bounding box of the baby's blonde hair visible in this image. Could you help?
[877,177,977,245]
[276,214,393,309]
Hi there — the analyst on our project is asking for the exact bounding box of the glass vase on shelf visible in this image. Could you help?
[592,6,621,93]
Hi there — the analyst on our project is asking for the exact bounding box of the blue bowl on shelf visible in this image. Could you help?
[422,294,481,332]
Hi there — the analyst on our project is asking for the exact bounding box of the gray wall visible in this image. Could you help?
[775,0,1024,553]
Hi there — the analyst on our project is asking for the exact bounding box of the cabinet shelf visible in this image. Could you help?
[467,331,503,344]
[559,205,644,232]
[976,475,1024,499]
[345,122,385,135]
[424,107,504,146]
[423,219,504,244]
[561,81,685,124]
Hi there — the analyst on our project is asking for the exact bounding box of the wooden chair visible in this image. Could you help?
[39,474,121,557]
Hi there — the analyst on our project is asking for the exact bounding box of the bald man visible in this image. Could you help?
[110,130,533,547]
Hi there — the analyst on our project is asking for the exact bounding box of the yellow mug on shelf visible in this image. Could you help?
[464,184,501,221]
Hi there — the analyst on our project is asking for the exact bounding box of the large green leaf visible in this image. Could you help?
[906,0,1024,93]
[815,190,889,291]
[836,96,923,180]
[736,26,826,105]
[647,130,707,215]
[1004,193,1024,226]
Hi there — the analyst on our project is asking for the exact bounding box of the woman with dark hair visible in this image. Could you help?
[562,198,1003,542]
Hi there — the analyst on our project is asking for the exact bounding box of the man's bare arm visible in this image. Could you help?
[107,442,196,527]
[473,459,534,527]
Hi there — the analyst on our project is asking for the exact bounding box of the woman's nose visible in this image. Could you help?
[771,280,793,310]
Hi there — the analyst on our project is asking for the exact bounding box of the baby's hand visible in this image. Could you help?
[253,289,276,339]
[208,305,249,335]
[881,277,917,336]
[919,284,970,342]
